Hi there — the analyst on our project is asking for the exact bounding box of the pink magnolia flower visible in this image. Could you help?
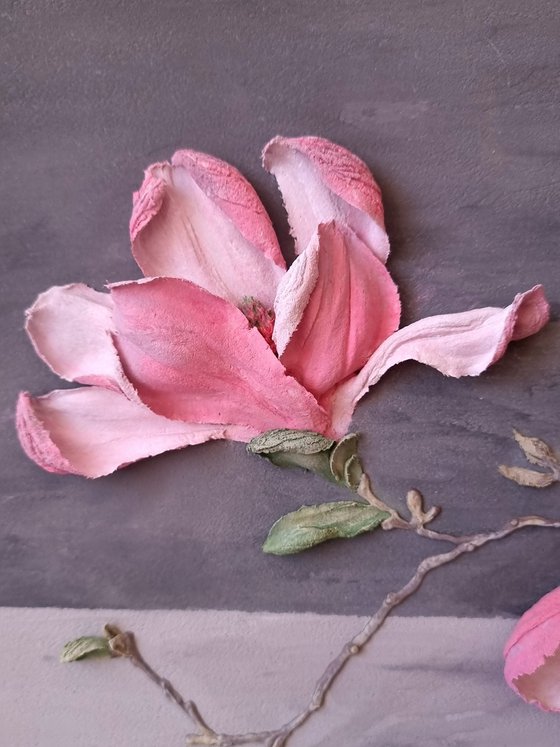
[504,586,560,711]
[16,136,550,478]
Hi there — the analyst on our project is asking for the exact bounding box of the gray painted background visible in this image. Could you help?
[1,0,559,615]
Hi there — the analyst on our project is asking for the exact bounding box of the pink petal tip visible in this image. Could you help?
[504,587,560,712]
[130,152,284,306]
[263,135,390,262]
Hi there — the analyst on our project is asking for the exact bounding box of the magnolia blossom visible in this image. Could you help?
[504,586,560,711]
[17,136,549,478]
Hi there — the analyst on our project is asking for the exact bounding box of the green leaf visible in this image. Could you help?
[60,636,111,663]
[247,429,334,455]
[498,465,556,488]
[263,500,390,555]
[513,430,558,469]
[329,433,359,482]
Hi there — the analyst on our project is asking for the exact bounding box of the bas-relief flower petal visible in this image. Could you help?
[504,587,560,712]
[171,150,286,269]
[328,286,550,437]
[130,151,285,307]
[16,389,254,478]
[110,277,329,435]
[263,135,390,263]
[273,222,400,399]
[25,284,137,400]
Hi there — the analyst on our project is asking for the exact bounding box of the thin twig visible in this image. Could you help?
[114,513,560,746]
[106,628,217,741]
[357,475,479,544]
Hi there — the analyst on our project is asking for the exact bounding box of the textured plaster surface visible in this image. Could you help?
[1,607,559,747]
[1,0,559,615]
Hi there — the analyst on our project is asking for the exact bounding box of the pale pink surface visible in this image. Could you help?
[263,135,390,262]
[171,150,286,269]
[110,277,328,434]
[16,389,253,478]
[275,222,400,399]
[504,587,560,712]
[16,136,551,477]
[131,153,284,306]
[24,284,137,400]
[328,286,550,436]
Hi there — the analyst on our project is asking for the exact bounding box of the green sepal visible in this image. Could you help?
[248,429,369,491]
[329,433,363,490]
[247,429,336,481]
[343,454,364,490]
[247,429,334,455]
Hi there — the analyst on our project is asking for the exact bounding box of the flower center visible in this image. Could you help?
[239,296,277,354]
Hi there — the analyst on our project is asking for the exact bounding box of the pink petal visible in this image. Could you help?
[274,222,400,399]
[171,150,286,269]
[328,286,550,436]
[130,151,285,307]
[110,277,328,434]
[504,587,560,712]
[16,388,254,478]
[263,136,390,262]
[25,284,137,399]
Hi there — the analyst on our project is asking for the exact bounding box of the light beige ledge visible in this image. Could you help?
[0,607,557,746]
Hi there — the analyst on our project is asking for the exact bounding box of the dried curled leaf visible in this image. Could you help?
[60,636,111,663]
[499,429,559,488]
[513,430,558,469]
[263,500,390,555]
[498,465,556,489]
